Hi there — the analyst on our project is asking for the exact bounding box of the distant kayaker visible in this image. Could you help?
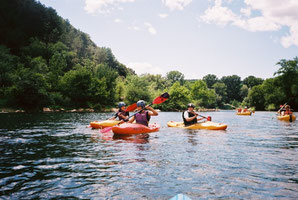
[182,103,205,126]
[283,105,293,116]
[128,100,158,126]
[109,102,129,122]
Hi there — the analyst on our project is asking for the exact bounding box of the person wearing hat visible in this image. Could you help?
[283,105,293,115]
[109,102,129,121]
[128,100,158,126]
[182,103,205,126]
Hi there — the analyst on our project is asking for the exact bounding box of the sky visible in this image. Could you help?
[38,0,298,80]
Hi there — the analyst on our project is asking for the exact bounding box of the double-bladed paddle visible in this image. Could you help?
[125,103,137,112]
[100,92,170,133]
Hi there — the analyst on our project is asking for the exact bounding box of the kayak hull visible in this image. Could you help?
[277,114,296,121]
[112,123,160,135]
[90,120,120,129]
[169,193,192,200]
[167,121,227,130]
[236,111,252,115]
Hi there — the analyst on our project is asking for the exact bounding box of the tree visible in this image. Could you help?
[166,70,185,85]
[274,57,298,108]
[247,85,265,110]
[124,75,151,104]
[163,82,190,111]
[190,80,216,108]
[203,74,218,89]
[221,75,242,102]
[212,82,227,107]
[11,67,49,110]
[243,75,263,88]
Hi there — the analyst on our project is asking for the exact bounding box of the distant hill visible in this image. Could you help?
[0,0,134,111]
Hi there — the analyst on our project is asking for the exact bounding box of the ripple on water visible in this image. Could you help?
[0,111,297,199]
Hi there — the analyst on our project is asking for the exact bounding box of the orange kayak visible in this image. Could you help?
[277,114,296,122]
[90,120,120,129]
[236,111,252,115]
[112,123,160,135]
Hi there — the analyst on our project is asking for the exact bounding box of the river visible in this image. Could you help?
[0,111,297,199]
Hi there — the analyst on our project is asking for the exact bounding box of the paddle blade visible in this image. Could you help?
[152,92,169,104]
[207,116,211,121]
[100,126,113,133]
[125,103,137,112]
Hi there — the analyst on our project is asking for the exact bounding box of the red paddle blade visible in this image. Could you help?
[100,126,113,133]
[207,116,211,121]
[152,92,169,104]
[125,103,137,112]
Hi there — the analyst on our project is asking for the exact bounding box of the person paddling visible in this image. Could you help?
[283,105,293,115]
[128,100,158,126]
[182,103,205,126]
[109,102,129,122]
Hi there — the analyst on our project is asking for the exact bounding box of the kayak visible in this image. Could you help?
[167,121,227,130]
[112,123,160,135]
[236,111,252,115]
[277,114,296,122]
[169,193,192,200]
[90,120,120,129]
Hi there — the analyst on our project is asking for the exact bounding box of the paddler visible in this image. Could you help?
[128,100,158,126]
[182,103,205,126]
[109,102,129,122]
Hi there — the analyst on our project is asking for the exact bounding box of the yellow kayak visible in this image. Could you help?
[90,120,120,129]
[236,111,252,115]
[167,121,227,130]
[277,115,296,122]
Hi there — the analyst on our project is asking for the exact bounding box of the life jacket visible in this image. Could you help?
[135,110,150,126]
[115,110,129,121]
[284,110,292,115]
[182,111,197,126]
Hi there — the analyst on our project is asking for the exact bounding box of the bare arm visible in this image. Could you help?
[128,115,135,123]
[146,106,158,116]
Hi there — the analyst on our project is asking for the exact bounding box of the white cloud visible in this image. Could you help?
[114,18,123,23]
[144,23,157,35]
[162,0,192,11]
[84,0,135,14]
[200,0,298,47]
[127,62,165,75]
[240,7,251,17]
[159,13,169,18]
[128,26,140,31]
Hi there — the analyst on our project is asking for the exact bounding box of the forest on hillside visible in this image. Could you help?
[0,0,297,112]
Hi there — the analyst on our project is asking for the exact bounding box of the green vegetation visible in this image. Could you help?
[0,0,297,112]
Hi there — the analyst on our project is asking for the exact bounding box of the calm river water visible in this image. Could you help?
[0,111,297,199]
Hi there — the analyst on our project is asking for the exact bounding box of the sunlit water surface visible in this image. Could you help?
[0,111,297,199]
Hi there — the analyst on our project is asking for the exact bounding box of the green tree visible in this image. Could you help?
[166,70,185,85]
[274,57,298,108]
[212,82,227,107]
[124,75,151,104]
[10,67,49,110]
[221,75,242,102]
[163,82,190,111]
[203,74,218,89]
[243,75,263,88]
[247,85,265,110]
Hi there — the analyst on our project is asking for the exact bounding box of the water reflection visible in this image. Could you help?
[0,111,297,199]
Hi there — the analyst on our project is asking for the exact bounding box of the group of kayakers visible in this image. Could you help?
[110,101,206,127]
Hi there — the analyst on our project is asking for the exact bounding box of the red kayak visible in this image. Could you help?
[112,123,160,135]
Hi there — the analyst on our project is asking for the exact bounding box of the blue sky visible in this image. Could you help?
[38,0,298,80]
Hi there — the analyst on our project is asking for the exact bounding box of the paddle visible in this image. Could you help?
[125,103,137,112]
[189,111,211,121]
[277,103,287,114]
[100,92,170,133]
[197,114,211,121]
